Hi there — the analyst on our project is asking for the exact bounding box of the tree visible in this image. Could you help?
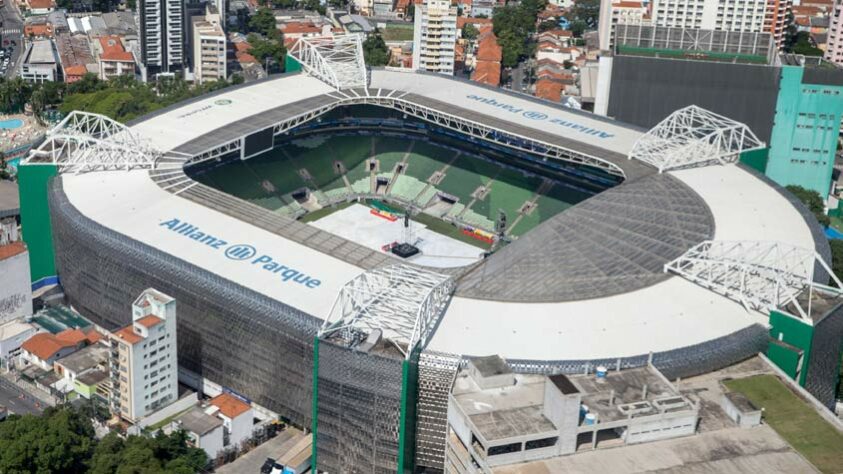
[363,34,390,66]
[570,0,599,29]
[791,32,823,56]
[0,407,95,474]
[538,18,558,32]
[462,23,479,41]
[830,240,843,288]
[249,7,280,38]
[405,2,414,20]
[786,185,830,227]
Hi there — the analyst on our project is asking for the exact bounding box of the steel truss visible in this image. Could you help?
[186,91,627,177]
[629,105,764,173]
[25,111,160,173]
[288,34,368,90]
[665,240,843,321]
[320,265,455,359]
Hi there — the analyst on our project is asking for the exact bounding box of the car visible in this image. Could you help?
[260,458,276,474]
[269,463,286,474]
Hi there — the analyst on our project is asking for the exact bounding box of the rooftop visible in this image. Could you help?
[176,406,223,436]
[135,314,163,328]
[113,325,143,345]
[0,241,27,261]
[21,329,84,361]
[76,369,108,386]
[24,40,56,65]
[0,180,19,219]
[724,391,759,413]
[55,343,108,374]
[209,392,251,419]
[98,35,133,62]
[0,321,35,341]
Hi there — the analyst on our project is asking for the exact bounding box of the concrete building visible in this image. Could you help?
[0,321,38,364]
[191,5,227,84]
[413,0,458,75]
[0,219,32,325]
[109,289,178,423]
[597,0,650,50]
[207,392,253,448]
[96,35,136,80]
[825,0,843,66]
[138,0,185,77]
[720,391,762,428]
[20,329,93,370]
[54,342,108,395]
[174,406,225,459]
[446,356,698,472]
[19,39,61,83]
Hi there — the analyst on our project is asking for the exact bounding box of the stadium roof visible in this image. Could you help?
[56,69,825,363]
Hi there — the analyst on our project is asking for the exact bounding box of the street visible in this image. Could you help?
[0,0,24,78]
[0,377,45,416]
[215,427,303,474]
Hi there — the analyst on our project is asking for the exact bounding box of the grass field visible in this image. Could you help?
[723,374,843,474]
[381,25,414,42]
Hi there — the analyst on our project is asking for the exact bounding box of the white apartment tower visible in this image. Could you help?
[648,0,790,46]
[139,0,185,76]
[192,4,227,84]
[827,0,843,65]
[598,0,651,50]
[413,0,458,75]
[109,289,179,423]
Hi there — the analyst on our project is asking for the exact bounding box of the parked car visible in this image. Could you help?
[260,458,276,474]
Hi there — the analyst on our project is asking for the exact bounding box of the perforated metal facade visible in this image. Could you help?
[805,306,843,410]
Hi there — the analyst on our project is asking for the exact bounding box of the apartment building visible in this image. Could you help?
[109,289,178,423]
[413,0,458,75]
[827,0,843,65]
[138,0,184,77]
[191,4,226,84]
[597,0,650,50]
[96,35,136,80]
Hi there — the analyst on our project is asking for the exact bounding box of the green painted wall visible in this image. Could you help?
[765,66,843,196]
[739,148,769,173]
[74,380,96,399]
[397,348,420,474]
[285,55,302,73]
[768,309,815,386]
[17,164,58,284]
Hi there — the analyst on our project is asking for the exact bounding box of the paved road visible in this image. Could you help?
[0,0,24,78]
[216,428,303,474]
[0,377,45,416]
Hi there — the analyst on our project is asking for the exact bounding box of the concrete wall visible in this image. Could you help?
[0,251,33,324]
[625,411,697,444]
[228,409,254,448]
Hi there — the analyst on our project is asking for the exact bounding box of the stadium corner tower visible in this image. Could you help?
[17,36,834,473]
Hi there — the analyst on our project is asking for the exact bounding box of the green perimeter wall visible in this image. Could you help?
[765,65,843,196]
[767,309,814,386]
[285,54,302,73]
[17,163,58,284]
[739,148,769,173]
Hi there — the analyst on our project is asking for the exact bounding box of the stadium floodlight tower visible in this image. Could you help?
[665,240,843,322]
[288,34,368,91]
[319,264,455,359]
[629,105,765,173]
[24,111,161,173]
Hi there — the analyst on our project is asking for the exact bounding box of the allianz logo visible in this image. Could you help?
[159,218,322,289]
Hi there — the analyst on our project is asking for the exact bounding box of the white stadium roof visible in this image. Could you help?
[52,68,821,362]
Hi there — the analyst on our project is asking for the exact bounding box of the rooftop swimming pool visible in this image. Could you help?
[0,118,24,130]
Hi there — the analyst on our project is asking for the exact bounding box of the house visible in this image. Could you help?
[27,0,56,15]
[20,328,96,370]
[0,320,37,363]
[53,342,108,395]
[173,407,225,459]
[208,392,254,448]
[74,369,109,401]
[24,16,54,38]
[471,30,501,87]
[535,77,564,102]
[96,35,135,80]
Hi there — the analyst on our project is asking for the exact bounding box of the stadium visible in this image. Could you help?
[17,36,839,473]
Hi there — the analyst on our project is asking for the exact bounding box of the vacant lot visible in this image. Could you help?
[381,26,414,42]
[724,374,843,474]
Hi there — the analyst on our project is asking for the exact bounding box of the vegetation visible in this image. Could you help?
[362,34,390,67]
[790,32,824,57]
[461,23,480,42]
[724,375,843,474]
[568,0,599,36]
[786,185,829,227]
[381,25,415,42]
[247,7,287,71]
[492,0,547,67]
[829,240,843,287]
[0,406,208,474]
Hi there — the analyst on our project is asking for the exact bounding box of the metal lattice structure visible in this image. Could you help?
[25,111,160,173]
[320,265,455,359]
[289,34,368,90]
[629,105,764,173]
[665,240,843,320]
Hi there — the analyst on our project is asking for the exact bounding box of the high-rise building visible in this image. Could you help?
[191,4,227,84]
[826,0,843,66]
[109,289,179,423]
[138,0,185,77]
[413,0,458,75]
[597,0,651,50]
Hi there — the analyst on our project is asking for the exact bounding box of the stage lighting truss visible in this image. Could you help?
[629,105,765,173]
[320,264,455,359]
[25,111,161,173]
[665,240,843,322]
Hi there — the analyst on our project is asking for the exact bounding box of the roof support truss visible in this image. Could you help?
[665,240,843,321]
[288,34,368,90]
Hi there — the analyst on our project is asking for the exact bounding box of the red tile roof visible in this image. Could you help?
[28,0,55,9]
[63,64,88,77]
[0,242,26,261]
[114,326,143,345]
[85,329,103,345]
[210,393,251,419]
[22,332,78,361]
[471,60,501,87]
[476,32,502,62]
[281,22,322,34]
[99,35,133,62]
[136,314,163,328]
[457,17,492,29]
[56,329,87,345]
[535,78,563,102]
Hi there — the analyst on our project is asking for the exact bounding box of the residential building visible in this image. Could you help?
[19,39,60,83]
[413,0,458,75]
[446,356,698,472]
[0,321,37,364]
[20,329,94,370]
[597,0,650,50]
[55,33,96,83]
[138,0,185,77]
[26,0,56,15]
[470,30,501,87]
[54,342,108,395]
[63,65,88,83]
[173,407,225,459]
[191,6,226,84]
[96,35,136,80]
[826,0,843,65]
[0,220,32,324]
[24,16,55,38]
[109,289,179,423]
[600,24,843,196]
[208,393,254,448]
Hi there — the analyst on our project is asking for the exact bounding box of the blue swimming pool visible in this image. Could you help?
[0,118,24,130]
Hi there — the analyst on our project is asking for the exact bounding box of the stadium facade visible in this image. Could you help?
[18,36,843,472]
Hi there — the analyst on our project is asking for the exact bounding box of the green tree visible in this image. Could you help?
[0,407,95,474]
[249,7,280,38]
[791,32,823,56]
[538,18,558,32]
[362,34,390,66]
[830,240,843,288]
[786,184,830,227]
[462,23,479,41]
[570,0,599,30]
